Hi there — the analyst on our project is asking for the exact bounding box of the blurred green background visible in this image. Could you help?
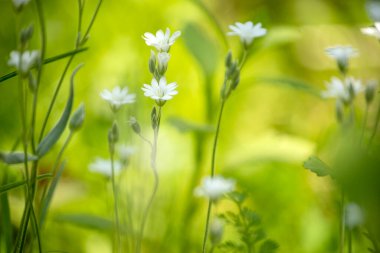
[1,0,380,252]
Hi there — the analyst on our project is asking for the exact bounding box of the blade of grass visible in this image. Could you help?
[0,174,52,195]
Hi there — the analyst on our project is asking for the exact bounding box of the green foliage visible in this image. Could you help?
[303,156,331,177]
[0,152,38,164]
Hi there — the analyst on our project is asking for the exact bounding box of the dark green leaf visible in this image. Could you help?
[36,65,82,157]
[0,152,38,164]
[182,23,219,77]
[0,174,52,195]
[168,117,214,133]
[259,239,279,253]
[55,214,113,231]
[252,77,320,96]
[303,156,331,177]
[0,48,88,83]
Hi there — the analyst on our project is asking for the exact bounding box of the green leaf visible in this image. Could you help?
[303,156,331,177]
[182,23,219,77]
[252,77,320,96]
[36,65,83,157]
[55,214,114,231]
[259,239,279,253]
[0,174,52,195]
[0,48,88,83]
[0,152,38,164]
[40,161,67,227]
[168,117,214,133]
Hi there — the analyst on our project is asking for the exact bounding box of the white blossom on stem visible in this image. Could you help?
[361,22,380,39]
[142,28,181,52]
[194,175,235,201]
[8,50,39,75]
[227,21,267,47]
[100,86,135,112]
[142,77,177,106]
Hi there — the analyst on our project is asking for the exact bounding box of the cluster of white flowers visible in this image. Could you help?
[142,28,181,105]
[100,86,135,112]
[8,50,40,75]
[227,21,267,48]
[89,157,123,177]
[194,175,235,201]
[322,76,363,102]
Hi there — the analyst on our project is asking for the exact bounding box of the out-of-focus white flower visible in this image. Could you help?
[8,50,39,75]
[325,46,358,61]
[345,203,364,229]
[89,157,122,177]
[100,86,135,111]
[325,46,358,73]
[227,21,267,47]
[361,22,380,39]
[157,52,170,74]
[209,218,224,245]
[12,0,30,10]
[321,77,363,102]
[142,28,181,52]
[194,175,235,201]
[118,145,134,164]
[142,77,177,105]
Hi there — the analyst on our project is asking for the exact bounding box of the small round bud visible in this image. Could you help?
[365,80,377,104]
[20,25,34,46]
[209,218,224,245]
[69,103,85,131]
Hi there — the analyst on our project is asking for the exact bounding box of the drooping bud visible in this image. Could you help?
[149,50,156,74]
[69,103,85,131]
[129,116,141,134]
[365,80,377,104]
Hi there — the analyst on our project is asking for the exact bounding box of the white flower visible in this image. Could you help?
[325,46,358,60]
[227,21,267,47]
[100,86,135,111]
[142,77,178,105]
[194,175,235,201]
[321,77,363,102]
[8,50,39,75]
[89,157,123,177]
[12,0,30,9]
[118,144,135,164]
[345,203,364,229]
[142,28,181,52]
[361,22,380,39]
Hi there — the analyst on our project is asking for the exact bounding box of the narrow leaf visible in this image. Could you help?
[0,48,88,83]
[36,64,83,157]
[182,23,219,77]
[303,156,331,177]
[40,161,67,227]
[55,214,114,231]
[0,174,52,195]
[252,77,320,96]
[0,152,38,164]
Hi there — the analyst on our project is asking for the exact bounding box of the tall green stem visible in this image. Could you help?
[110,153,121,253]
[136,106,162,253]
[202,100,226,253]
[339,191,345,253]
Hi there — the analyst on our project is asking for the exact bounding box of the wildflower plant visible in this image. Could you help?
[0,0,103,252]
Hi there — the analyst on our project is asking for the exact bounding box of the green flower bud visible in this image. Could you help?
[129,116,141,134]
[151,107,158,130]
[225,51,232,68]
[108,121,119,144]
[149,50,156,74]
[69,103,85,131]
[209,218,224,245]
[365,80,377,105]
[20,25,34,46]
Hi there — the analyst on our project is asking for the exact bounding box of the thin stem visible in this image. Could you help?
[81,0,103,44]
[136,106,162,253]
[369,100,380,146]
[360,104,369,144]
[348,229,352,253]
[110,153,121,253]
[202,101,226,253]
[339,191,345,253]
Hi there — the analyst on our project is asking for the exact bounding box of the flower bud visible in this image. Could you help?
[20,25,34,46]
[28,72,36,93]
[336,99,344,123]
[231,70,240,90]
[337,58,348,76]
[365,80,377,105]
[69,103,85,131]
[13,0,31,13]
[129,117,141,134]
[225,51,232,68]
[209,218,224,245]
[151,107,158,130]
[157,52,170,75]
[149,50,156,74]
[108,121,119,144]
